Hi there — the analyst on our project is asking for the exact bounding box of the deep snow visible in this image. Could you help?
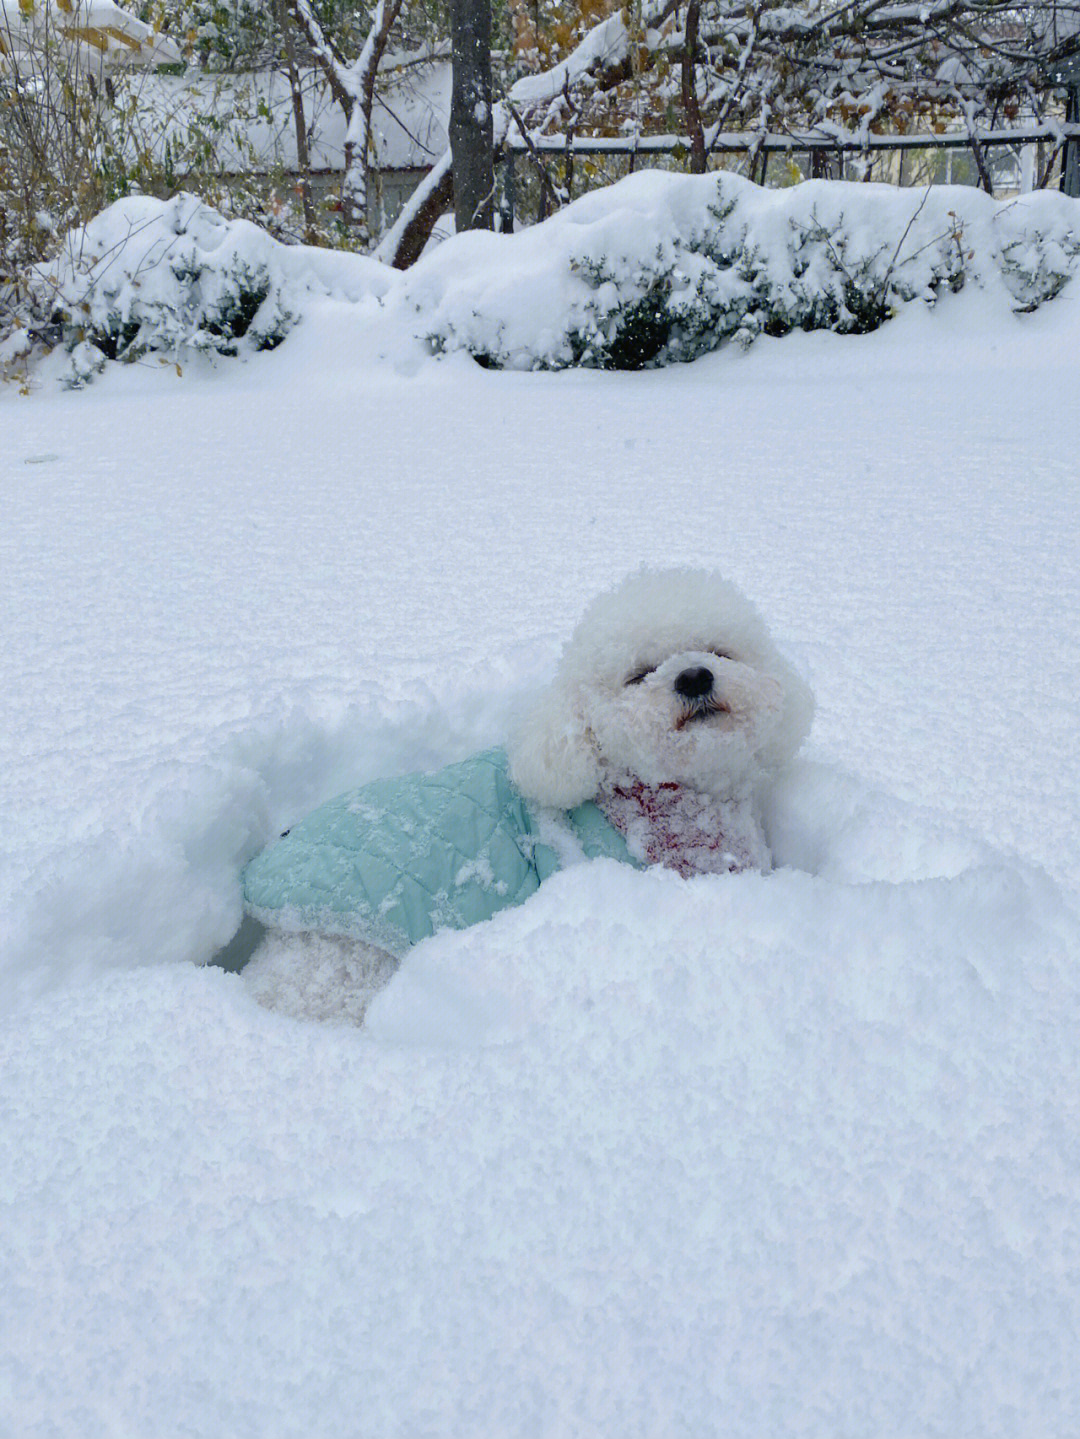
[2,200,1080,1436]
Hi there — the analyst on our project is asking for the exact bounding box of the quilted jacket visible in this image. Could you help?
[242,749,638,956]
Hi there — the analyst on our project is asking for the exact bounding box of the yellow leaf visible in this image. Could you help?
[62,25,110,49]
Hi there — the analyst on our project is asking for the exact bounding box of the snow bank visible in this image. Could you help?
[3,761,1079,1436]
[0,682,519,1013]
[405,170,1080,368]
[18,172,1080,385]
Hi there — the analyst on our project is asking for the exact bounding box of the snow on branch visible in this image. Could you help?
[503,0,1080,175]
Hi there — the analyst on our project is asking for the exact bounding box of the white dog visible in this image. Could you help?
[508,566,814,876]
[241,567,813,1022]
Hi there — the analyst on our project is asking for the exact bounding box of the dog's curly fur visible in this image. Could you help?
[245,567,813,1022]
[508,567,813,873]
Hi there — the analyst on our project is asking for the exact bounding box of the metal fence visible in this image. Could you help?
[499,123,1080,230]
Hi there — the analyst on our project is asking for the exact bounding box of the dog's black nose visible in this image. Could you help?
[674,666,714,699]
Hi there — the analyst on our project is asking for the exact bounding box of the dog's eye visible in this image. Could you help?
[625,667,654,686]
[709,649,732,662]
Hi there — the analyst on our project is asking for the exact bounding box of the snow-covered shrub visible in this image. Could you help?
[20,198,304,388]
[28,194,296,385]
[997,229,1079,311]
[5,191,398,388]
[406,171,1080,370]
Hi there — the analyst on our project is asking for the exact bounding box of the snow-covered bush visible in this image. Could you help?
[12,191,398,387]
[9,171,1080,388]
[405,171,1080,370]
[25,194,295,386]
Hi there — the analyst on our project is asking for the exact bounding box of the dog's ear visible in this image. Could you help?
[760,661,815,774]
[508,684,601,810]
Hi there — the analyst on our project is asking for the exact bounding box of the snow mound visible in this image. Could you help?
[0,686,513,1013]
[28,193,394,385]
[404,170,1080,368]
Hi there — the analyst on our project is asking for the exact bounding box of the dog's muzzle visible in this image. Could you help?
[674,666,714,700]
[673,665,730,728]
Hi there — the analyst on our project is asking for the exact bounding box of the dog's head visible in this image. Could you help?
[509,568,814,808]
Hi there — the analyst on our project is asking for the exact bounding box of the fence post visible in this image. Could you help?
[1063,84,1080,196]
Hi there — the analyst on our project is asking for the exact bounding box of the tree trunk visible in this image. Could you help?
[287,0,401,240]
[378,152,456,268]
[681,0,706,174]
[274,0,316,240]
[342,0,403,235]
[449,0,494,232]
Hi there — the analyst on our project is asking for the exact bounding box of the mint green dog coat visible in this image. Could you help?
[242,749,637,957]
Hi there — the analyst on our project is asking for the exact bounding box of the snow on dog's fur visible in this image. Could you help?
[509,567,813,875]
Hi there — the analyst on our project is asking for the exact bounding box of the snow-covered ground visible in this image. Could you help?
[3,206,1080,1436]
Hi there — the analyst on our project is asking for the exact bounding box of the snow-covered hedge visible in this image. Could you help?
[405,171,1080,369]
[20,193,393,387]
[10,172,1079,386]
